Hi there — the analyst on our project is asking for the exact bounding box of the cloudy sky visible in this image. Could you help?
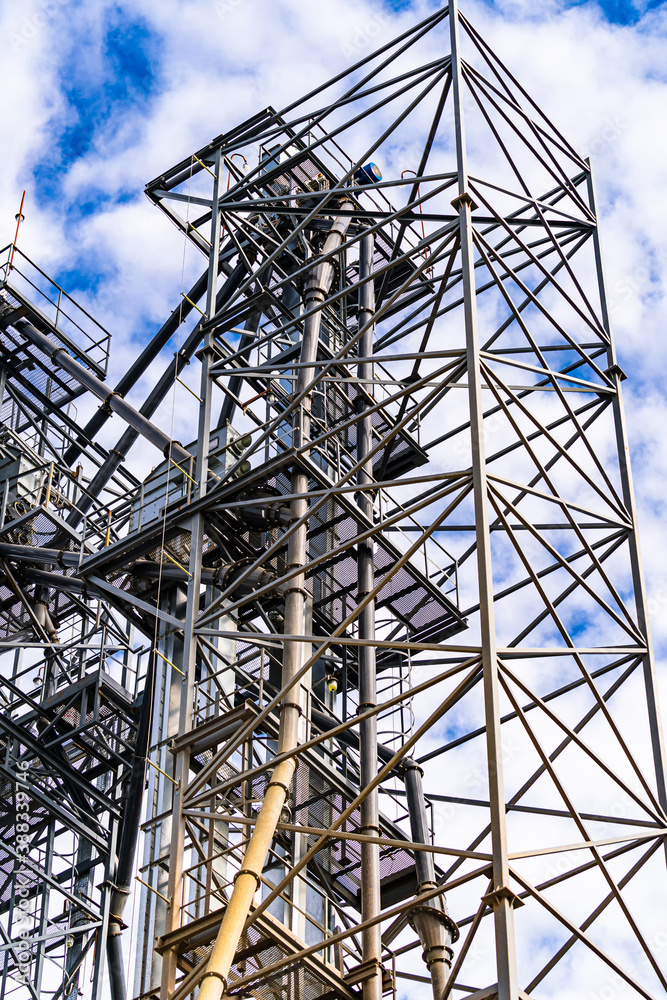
[1,0,666,993]
[1,0,665,656]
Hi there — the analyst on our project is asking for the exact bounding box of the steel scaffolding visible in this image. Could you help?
[1,3,666,1000]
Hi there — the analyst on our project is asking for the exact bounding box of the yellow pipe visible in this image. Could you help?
[197,758,295,1000]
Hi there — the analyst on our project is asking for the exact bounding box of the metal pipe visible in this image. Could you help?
[404,760,457,1000]
[63,267,210,467]
[0,543,287,598]
[106,648,157,1000]
[131,559,285,595]
[0,542,79,566]
[58,256,250,536]
[196,198,354,1000]
[14,318,192,467]
[106,924,125,1000]
[404,762,435,888]
[357,231,383,1000]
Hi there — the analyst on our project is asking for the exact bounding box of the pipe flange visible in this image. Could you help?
[203,971,228,990]
[285,560,307,573]
[278,702,303,720]
[267,778,292,796]
[409,902,460,945]
[163,440,185,461]
[102,390,118,415]
[234,868,261,890]
[403,759,424,778]
[281,585,309,599]
[46,343,63,364]
[359,824,382,837]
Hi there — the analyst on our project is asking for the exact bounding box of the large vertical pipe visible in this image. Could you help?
[196,199,353,1000]
[357,233,383,1000]
[283,201,356,887]
[404,761,457,1000]
[404,762,436,888]
[448,3,519,999]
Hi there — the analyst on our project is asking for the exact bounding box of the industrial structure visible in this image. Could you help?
[0,3,665,1000]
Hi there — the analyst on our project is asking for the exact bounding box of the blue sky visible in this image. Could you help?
[10,0,667,218]
[1,0,665,649]
[50,17,156,168]
[384,0,667,19]
[578,0,665,20]
[30,11,158,228]
[2,1,667,996]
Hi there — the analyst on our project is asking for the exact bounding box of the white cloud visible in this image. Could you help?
[2,1,667,997]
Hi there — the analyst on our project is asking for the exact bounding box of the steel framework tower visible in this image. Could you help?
[0,4,665,1000]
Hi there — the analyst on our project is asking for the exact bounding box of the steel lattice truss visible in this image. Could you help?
[0,4,665,1000]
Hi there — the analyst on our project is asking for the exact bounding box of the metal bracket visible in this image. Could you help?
[450,191,479,211]
[481,885,525,909]
[605,363,628,382]
[344,958,393,993]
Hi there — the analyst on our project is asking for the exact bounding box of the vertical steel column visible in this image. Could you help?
[586,163,667,814]
[92,819,117,1000]
[134,597,180,998]
[196,200,353,1000]
[160,148,222,999]
[33,823,54,997]
[106,650,157,1000]
[357,232,383,1000]
[67,837,93,999]
[448,3,519,998]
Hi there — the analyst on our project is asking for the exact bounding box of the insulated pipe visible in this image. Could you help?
[14,318,192,468]
[197,199,354,1000]
[107,649,157,1000]
[357,231,383,1000]
[404,760,457,1000]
